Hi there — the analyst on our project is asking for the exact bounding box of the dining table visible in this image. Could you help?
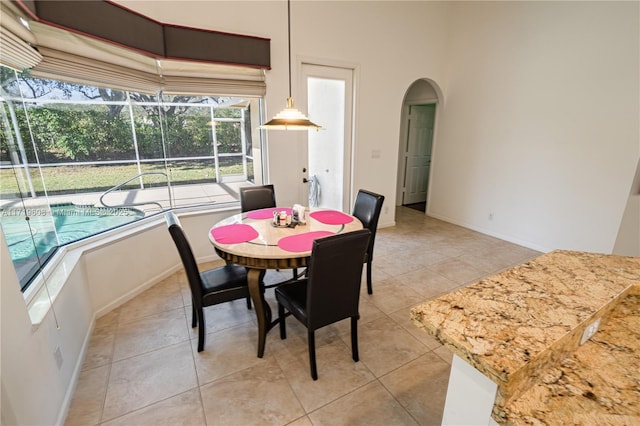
[208,206,363,358]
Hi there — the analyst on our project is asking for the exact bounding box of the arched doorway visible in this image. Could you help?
[396,79,443,213]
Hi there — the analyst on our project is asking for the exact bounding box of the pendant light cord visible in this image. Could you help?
[260,0,321,129]
[287,0,292,99]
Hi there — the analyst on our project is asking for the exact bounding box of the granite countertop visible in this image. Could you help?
[410,250,640,423]
[498,292,640,424]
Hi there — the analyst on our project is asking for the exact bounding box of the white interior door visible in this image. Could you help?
[299,63,354,212]
[403,104,435,205]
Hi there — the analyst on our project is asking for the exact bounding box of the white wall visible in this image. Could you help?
[114,0,450,227]
[404,79,438,104]
[287,1,449,223]
[116,1,639,253]
[1,228,92,425]
[429,1,639,253]
[614,158,640,256]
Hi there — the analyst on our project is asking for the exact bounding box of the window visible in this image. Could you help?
[0,66,264,290]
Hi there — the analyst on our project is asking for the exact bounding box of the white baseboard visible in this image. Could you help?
[427,211,551,253]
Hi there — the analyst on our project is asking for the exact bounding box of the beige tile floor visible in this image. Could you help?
[65,206,540,426]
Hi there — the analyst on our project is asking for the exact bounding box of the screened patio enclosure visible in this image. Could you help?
[0,68,265,290]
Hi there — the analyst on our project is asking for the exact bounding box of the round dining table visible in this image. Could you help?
[209,207,363,358]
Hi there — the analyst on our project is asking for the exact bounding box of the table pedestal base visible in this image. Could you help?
[215,248,308,358]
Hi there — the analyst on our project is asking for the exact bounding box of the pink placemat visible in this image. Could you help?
[309,210,354,225]
[246,207,292,220]
[278,231,334,253]
[210,224,259,244]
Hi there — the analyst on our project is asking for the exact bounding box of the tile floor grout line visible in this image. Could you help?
[96,308,121,426]
[99,387,203,426]
[376,376,422,426]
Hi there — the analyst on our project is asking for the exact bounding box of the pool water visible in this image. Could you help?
[1,203,145,263]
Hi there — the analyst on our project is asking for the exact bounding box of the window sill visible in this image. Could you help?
[25,214,164,327]
[24,205,239,328]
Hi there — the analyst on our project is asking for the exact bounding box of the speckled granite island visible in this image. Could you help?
[411,250,640,425]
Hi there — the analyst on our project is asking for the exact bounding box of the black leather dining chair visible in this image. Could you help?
[239,184,276,212]
[275,229,371,380]
[352,189,385,295]
[165,212,251,352]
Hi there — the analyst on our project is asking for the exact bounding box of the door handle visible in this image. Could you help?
[303,178,309,183]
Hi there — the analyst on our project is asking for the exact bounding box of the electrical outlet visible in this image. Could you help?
[580,318,601,345]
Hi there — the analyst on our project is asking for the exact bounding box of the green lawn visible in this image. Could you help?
[0,161,251,197]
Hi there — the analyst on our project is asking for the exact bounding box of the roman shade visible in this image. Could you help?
[0,26,42,71]
[0,3,41,71]
[32,47,160,94]
[160,59,266,96]
[32,45,266,96]
[13,0,270,68]
[4,0,269,96]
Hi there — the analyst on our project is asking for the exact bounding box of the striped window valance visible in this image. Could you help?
[32,45,266,97]
[2,1,268,97]
[0,26,42,71]
[0,3,42,71]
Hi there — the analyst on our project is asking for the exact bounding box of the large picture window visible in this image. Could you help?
[0,66,263,290]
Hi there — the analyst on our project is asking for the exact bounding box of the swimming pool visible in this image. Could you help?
[1,203,145,265]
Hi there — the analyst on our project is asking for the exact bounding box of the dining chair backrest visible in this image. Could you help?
[166,211,250,352]
[352,189,385,295]
[239,184,276,213]
[305,229,371,331]
[352,189,385,261]
[166,211,203,301]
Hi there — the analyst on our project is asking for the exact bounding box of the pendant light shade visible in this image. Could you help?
[261,97,321,130]
[260,0,321,131]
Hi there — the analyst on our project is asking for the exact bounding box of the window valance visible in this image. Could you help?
[2,0,268,96]
[0,26,42,71]
[14,0,271,69]
[32,41,266,96]
[0,3,41,71]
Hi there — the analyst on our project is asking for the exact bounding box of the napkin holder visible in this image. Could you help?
[292,204,306,225]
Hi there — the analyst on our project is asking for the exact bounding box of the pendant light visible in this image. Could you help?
[261,0,321,131]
